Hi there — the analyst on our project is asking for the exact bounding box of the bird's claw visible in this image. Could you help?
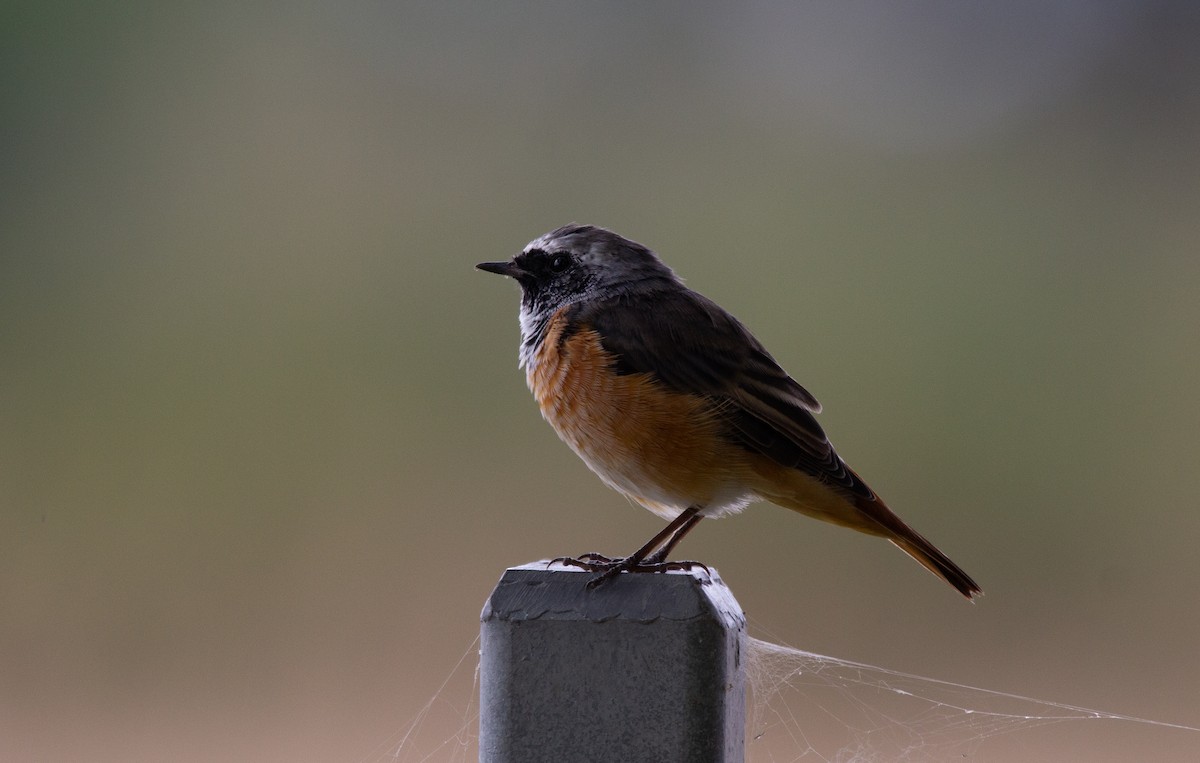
[584,557,712,589]
[548,554,711,587]
[547,552,614,570]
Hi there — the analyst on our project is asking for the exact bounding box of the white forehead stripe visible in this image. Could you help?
[524,232,560,252]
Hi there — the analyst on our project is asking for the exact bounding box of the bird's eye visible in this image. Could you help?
[549,254,571,273]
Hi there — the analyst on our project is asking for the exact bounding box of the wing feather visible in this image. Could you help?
[580,289,872,500]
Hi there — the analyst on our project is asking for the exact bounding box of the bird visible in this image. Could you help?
[477,224,981,599]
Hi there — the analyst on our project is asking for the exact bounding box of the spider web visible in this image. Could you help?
[356,636,481,763]
[369,629,1198,762]
[743,628,1198,762]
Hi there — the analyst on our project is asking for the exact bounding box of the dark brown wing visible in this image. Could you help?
[578,287,874,501]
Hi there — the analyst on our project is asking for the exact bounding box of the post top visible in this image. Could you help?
[480,560,745,630]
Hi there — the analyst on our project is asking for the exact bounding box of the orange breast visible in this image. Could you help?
[525,308,754,518]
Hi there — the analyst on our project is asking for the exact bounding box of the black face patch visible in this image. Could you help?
[516,250,596,315]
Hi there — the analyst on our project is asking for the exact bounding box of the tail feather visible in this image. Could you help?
[849,490,982,601]
[888,533,982,601]
[747,459,982,599]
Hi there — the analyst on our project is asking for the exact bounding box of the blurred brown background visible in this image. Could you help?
[3,2,1199,761]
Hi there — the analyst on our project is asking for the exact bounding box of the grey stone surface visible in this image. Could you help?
[480,561,746,763]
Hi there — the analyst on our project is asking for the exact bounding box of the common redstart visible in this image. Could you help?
[478,224,981,599]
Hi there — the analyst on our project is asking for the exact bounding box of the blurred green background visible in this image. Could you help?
[3,2,1199,761]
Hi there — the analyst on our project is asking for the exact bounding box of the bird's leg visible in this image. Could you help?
[643,512,703,564]
[585,506,702,588]
[642,511,710,576]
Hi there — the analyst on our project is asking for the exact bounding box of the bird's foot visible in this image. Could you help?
[585,557,712,589]
[549,554,711,587]
[654,559,711,575]
[547,552,615,570]
[642,548,712,577]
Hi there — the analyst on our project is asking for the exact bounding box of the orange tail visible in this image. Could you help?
[844,486,981,600]
[750,460,982,600]
[886,527,982,600]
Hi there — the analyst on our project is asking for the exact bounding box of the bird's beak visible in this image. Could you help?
[476,260,521,277]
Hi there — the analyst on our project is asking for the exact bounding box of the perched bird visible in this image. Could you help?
[477,224,981,599]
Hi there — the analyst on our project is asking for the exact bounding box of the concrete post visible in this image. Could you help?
[479,561,746,763]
